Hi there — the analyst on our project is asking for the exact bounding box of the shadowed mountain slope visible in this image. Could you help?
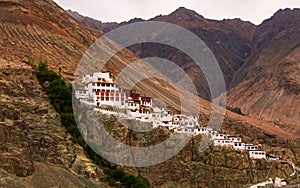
[227,8,300,134]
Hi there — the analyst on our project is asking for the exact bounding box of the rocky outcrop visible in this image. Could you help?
[0,162,104,188]
[86,113,300,187]
[0,60,105,186]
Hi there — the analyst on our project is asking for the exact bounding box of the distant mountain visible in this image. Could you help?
[68,7,300,135]
[227,8,300,134]
[68,7,256,99]
[67,10,145,33]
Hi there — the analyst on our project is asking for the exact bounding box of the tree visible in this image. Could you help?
[38,60,48,72]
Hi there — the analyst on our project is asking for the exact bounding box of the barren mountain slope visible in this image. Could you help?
[227,8,300,134]
[68,7,256,99]
[67,6,300,139]
[0,0,102,79]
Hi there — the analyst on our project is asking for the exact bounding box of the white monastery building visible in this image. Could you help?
[249,151,266,159]
[75,72,126,108]
[75,72,269,160]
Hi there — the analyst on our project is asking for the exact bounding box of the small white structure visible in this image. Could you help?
[233,142,246,150]
[160,114,173,122]
[140,96,152,107]
[151,107,173,122]
[211,132,228,140]
[213,139,233,147]
[174,127,202,135]
[75,90,89,99]
[127,109,151,120]
[126,101,140,111]
[249,178,273,188]
[173,114,187,121]
[249,151,266,159]
[245,144,259,151]
[268,154,280,160]
[82,72,112,84]
[228,136,241,143]
[274,177,287,187]
[197,127,212,135]
[152,107,170,114]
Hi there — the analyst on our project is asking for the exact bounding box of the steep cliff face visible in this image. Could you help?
[227,8,300,134]
[0,59,105,187]
[88,114,300,187]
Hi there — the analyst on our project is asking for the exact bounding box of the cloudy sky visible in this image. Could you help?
[54,0,299,25]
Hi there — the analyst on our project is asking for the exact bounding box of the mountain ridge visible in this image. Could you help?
[68,6,300,136]
[68,7,256,99]
[227,7,300,133]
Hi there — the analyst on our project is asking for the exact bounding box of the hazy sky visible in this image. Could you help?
[53,0,299,25]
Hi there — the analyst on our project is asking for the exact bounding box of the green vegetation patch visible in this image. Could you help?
[29,59,148,188]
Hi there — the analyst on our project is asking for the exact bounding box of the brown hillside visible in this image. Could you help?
[1,1,300,187]
[0,0,102,79]
[68,7,256,99]
[228,8,300,134]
